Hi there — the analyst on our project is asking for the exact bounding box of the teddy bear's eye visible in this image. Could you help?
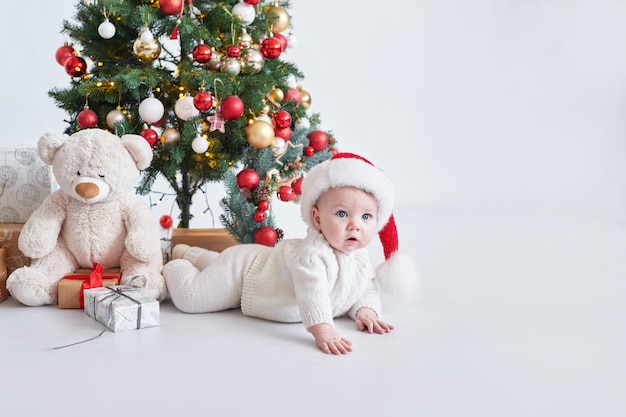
[99,175,105,179]
[77,171,81,176]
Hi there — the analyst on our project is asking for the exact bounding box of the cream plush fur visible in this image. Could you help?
[7,128,167,306]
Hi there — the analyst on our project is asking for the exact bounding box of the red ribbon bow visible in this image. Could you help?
[63,263,119,308]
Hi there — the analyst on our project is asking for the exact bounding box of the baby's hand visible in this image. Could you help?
[308,323,352,355]
[356,308,394,334]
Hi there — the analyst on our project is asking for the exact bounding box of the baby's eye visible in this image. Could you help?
[336,210,347,218]
[362,213,372,221]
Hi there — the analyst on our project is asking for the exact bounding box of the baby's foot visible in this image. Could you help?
[172,244,190,260]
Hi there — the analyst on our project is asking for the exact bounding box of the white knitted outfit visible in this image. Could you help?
[163,227,382,329]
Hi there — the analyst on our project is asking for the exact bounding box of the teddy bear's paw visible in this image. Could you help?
[6,268,57,306]
[121,272,167,301]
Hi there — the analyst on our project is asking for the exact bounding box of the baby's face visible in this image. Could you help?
[311,187,378,255]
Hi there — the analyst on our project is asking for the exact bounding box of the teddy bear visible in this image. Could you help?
[6,128,167,306]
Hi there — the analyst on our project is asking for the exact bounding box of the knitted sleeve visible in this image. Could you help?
[289,230,337,329]
[347,251,382,320]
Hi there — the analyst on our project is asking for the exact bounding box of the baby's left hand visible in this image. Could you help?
[355,308,394,334]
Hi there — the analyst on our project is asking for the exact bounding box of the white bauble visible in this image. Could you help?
[192,135,209,153]
[138,95,164,124]
[295,117,310,130]
[286,74,298,88]
[271,137,287,156]
[255,114,272,125]
[174,95,200,121]
[221,57,241,76]
[98,18,116,39]
[140,28,154,43]
[232,1,256,25]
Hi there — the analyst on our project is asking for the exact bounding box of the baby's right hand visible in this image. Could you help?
[309,323,353,355]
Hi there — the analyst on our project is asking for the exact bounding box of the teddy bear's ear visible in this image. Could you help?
[121,134,153,170]
[37,132,70,165]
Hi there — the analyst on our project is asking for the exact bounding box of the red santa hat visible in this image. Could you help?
[300,152,419,296]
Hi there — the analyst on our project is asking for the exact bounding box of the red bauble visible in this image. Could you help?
[278,185,295,202]
[193,90,213,112]
[55,44,74,66]
[307,130,329,151]
[77,108,98,129]
[304,146,315,157]
[220,96,245,120]
[273,110,291,129]
[272,33,288,52]
[260,37,282,60]
[284,88,302,105]
[244,0,260,4]
[160,215,174,229]
[192,43,212,63]
[253,210,265,222]
[140,128,159,147]
[236,168,260,190]
[274,126,292,141]
[254,226,278,247]
[64,55,87,77]
[291,177,303,195]
[226,45,241,58]
[330,148,338,156]
[257,199,270,211]
[159,0,183,15]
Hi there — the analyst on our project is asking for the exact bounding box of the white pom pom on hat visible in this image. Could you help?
[300,152,419,296]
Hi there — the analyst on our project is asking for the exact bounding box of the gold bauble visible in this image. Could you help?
[160,127,181,145]
[246,120,275,149]
[298,87,311,109]
[268,87,284,103]
[133,37,161,63]
[241,48,265,74]
[266,5,291,33]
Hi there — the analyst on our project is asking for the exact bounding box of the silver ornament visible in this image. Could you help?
[221,57,241,76]
[105,109,126,129]
[241,48,264,74]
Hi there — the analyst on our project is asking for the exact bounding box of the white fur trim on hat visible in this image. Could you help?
[300,154,395,231]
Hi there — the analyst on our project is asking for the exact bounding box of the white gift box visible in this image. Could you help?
[83,286,160,332]
[0,145,53,223]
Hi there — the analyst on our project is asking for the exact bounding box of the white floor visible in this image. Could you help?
[1,206,624,417]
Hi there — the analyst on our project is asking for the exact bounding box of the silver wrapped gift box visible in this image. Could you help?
[83,286,160,332]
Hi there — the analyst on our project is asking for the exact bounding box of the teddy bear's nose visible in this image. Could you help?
[75,182,100,199]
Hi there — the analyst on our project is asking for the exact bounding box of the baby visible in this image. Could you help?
[163,152,417,354]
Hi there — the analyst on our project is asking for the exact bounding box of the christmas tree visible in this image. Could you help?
[49,0,336,245]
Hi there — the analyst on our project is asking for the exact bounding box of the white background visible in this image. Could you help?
[3,0,626,232]
[2,2,625,416]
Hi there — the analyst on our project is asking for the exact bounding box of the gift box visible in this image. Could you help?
[0,248,8,302]
[0,223,30,277]
[0,145,53,223]
[58,263,120,309]
[170,228,238,254]
[83,286,160,332]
